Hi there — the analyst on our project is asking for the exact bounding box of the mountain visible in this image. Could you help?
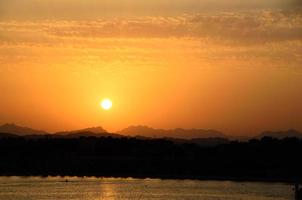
[55,126,122,138]
[256,129,302,139]
[55,131,123,138]
[0,123,49,136]
[0,124,122,138]
[55,126,107,135]
[118,125,226,139]
[0,132,19,138]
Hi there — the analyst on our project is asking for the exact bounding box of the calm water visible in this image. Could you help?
[0,177,294,200]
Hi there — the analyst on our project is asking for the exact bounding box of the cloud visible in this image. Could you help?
[1,0,301,20]
[1,9,301,44]
[0,9,301,71]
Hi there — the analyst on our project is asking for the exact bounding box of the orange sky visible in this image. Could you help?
[0,0,301,135]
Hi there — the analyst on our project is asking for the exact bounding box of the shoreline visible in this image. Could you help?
[0,173,298,184]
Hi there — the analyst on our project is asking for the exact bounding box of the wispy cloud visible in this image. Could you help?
[0,9,301,71]
[1,9,301,42]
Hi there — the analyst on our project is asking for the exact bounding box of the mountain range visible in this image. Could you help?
[256,129,302,139]
[0,123,302,140]
[117,125,226,139]
[0,123,117,138]
[0,123,48,136]
[54,126,123,138]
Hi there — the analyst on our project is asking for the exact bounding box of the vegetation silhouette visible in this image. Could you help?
[0,135,301,182]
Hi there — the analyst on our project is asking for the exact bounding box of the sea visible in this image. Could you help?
[0,176,294,200]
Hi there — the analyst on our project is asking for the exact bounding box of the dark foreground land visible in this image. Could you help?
[0,136,301,182]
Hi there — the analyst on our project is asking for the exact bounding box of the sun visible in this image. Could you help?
[100,99,112,110]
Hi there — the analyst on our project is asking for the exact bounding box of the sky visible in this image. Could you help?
[0,0,301,135]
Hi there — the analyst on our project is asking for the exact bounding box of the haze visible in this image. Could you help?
[0,0,301,135]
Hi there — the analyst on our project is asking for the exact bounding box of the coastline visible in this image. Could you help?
[0,173,298,184]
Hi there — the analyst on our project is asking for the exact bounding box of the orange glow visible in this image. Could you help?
[0,1,301,136]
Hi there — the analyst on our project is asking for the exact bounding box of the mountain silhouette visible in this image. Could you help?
[2,123,301,141]
[54,131,123,138]
[55,126,107,135]
[0,123,49,136]
[118,125,226,139]
[0,124,121,138]
[54,126,123,138]
[256,129,302,139]
[0,132,19,138]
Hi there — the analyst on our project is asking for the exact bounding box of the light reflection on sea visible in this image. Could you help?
[0,176,294,200]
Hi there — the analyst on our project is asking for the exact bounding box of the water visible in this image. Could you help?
[0,176,294,200]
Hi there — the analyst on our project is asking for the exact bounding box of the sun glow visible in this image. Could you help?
[101,99,112,110]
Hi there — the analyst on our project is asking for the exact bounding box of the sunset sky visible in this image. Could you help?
[0,0,301,135]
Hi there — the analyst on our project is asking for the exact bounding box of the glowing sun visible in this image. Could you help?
[100,99,112,110]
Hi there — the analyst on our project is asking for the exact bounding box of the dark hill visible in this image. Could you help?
[54,126,122,138]
[256,129,302,139]
[0,123,49,136]
[54,131,123,138]
[118,125,226,139]
[55,126,107,135]
[0,132,19,138]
